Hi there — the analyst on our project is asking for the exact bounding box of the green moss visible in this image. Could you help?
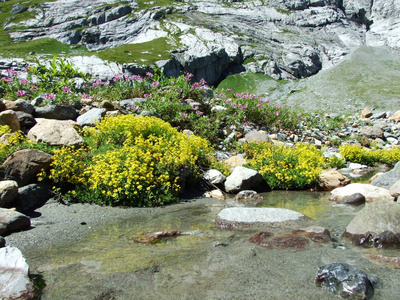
[243,57,256,64]
[276,8,292,15]
[0,38,89,58]
[136,0,177,10]
[94,37,172,65]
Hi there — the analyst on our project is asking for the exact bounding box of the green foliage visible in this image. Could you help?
[243,142,325,190]
[339,144,400,166]
[47,115,214,207]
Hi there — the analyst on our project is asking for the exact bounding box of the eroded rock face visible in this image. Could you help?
[342,201,400,248]
[315,262,375,300]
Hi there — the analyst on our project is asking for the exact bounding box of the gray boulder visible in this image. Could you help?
[224,166,269,193]
[16,184,53,213]
[360,125,384,139]
[15,111,36,133]
[215,207,308,230]
[342,201,400,248]
[371,161,400,190]
[244,131,271,143]
[337,193,366,206]
[0,149,52,187]
[389,179,400,200]
[0,247,37,300]
[33,105,79,120]
[0,208,30,236]
[14,99,34,115]
[28,119,84,146]
[0,180,18,208]
[77,108,106,126]
[203,169,226,185]
[315,263,374,300]
[330,183,393,202]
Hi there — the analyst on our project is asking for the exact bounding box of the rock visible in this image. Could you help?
[315,263,374,300]
[119,98,145,110]
[360,126,384,139]
[0,110,20,132]
[244,131,271,143]
[203,169,226,185]
[33,105,79,120]
[16,184,53,213]
[371,161,400,190]
[337,193,366,206]
[330,183,393,202]
[0,180,18,208]
[389,179,400,200]
[76,108,106,126]
[224,166,269,194]
[342,201,400,248]
[133,230,182,244]
[0,237,5,248]
[27,119,84,146]
[249,226,331,250]
[361,107,373,118]
[223,155,247,169]
[14,99,34,115]
[235,190,263,202]
[0,208,30,236]
[0,149,52,187]
[204,189,225,200]
[15,111,36,134]
[215,207,308,230]
[318,169,351,191]
[388,110,400,122]
[0,247,36,300]
[364,254,400,269]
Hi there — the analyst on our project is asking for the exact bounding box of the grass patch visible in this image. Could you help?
[136,0,177,10]
[276,8,292,15]
[0,38,89,58]
[94,37,172,65]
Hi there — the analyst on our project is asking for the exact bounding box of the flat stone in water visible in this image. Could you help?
[216,207,307,230]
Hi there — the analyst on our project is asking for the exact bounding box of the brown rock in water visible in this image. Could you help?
[133,230,182,244]
[318,169,351,191]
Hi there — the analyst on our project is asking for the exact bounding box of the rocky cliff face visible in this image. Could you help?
[2,0,400,85]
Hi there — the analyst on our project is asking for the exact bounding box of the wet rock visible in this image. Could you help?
[371,161,400,190]
[203,169,226,185]
[330,183,393,202]
[133,230,182,244]
[249,226,330,250]
[215,207,308,230]
[224,166,269,194]
[0,208,30,236]
[234,190,263,202]
[0,110,20,132]
[315,262,374,300]
[33,105,79,120]
[0,247,37,300]
[318,169,351,191]
[0,149,52,187]
[27,119,84,146]
[77,108,106,127]
[16,183,53,213]
[203,189,225,200]
[342,201,400,248]
[337,193,366,206]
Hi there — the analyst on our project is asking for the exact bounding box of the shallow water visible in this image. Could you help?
[20,192,400,299]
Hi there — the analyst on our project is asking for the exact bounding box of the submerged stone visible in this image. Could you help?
[215,207,308,230]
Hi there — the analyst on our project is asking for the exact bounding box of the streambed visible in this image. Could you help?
[6,191,400,299]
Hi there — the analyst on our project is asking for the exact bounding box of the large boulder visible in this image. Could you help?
[0,208,30,236]
[77,108,106,127]
[330,183,394,202]
[16,184,53,213]
[215,207,308,230]
[371,161,400,190]
[27,119,84,146]
[360,126,384,139]
[342,201,400,248]
[0,149,52,187]
[315,263,374,300]
[0,110,20,132]
[0,247,37,300]
[318,169,351,191]
[224,166,269,193]
[0,180,18,208]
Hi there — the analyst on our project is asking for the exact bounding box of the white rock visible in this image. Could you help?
[330,183,394,202]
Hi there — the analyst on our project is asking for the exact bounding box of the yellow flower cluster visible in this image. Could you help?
[339,144,400,166]
[49,115,213,206]
[244,142,325,189]
[0,128,33,163]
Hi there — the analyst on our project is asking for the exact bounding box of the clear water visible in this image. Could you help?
[20,192,400,299]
